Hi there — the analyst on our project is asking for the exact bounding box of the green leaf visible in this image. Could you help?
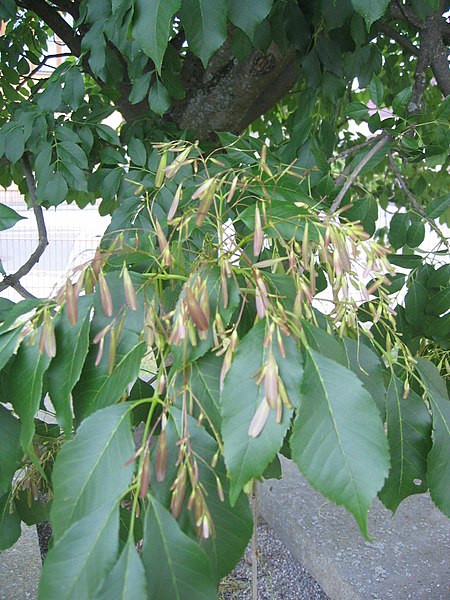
[63,68,85,111]
[14,491,52,525]
[148,79,171,116]
[291,349,390,539]
[427,194,450,219]
[379,376,431,512]
[388,212,409,249]
[50,404,134,540]
[46,297,92,437]
[58,141,88,170]
[345,101,368,121]
[129,72,152,104]
[0,0,16,20]
[0,326,22,370]
[128,137,147,167]
[133,0,181,74]
[388,254,423,269]
[405,280,427,327]
[416,358,450,517]
[4,127,24,163]
[180,0,228,67]
[0,406,22,494]
[227,0,274,40]
[189,352,223,432]
[142,497,217,599]
[222,320,304,505]
[39,504,120,600]
[94,539,148,600]
[0,493,21,552]
[0,298,41,334]
[343,337,386,418]
[37,81,63,111]
[406,219,425,248]
[351,0,389,28]
[369,73,384,106]
[9,337,51,453]
[0,203,25,230]
[45,171,69,206]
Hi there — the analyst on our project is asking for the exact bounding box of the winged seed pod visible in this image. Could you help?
[226,175,238,203]
[122,264,138,311]
[154,219,172,267]
[255,271,269,319]
[138,451,150,499]
[170,465,187,518]
[185,288,209,332]
[167,183,182,221]
[164,146,192,179]
[248,398,270,438]
[195,179,216,226]
[65,278,78,325]
[155,149,167,188]
[98,271,113,317]
[253,204,263,256]
[264,351,279,409]
[39,312,56,358]
[155,430,168,482]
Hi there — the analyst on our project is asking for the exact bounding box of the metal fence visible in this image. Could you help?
[0,187,109,301]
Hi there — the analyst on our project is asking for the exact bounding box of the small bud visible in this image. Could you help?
[155,149,167,188]
[167,183,182,221]
[98,271,113,317]
[248,398,270,438]
[253,204,263,257]
[155,430,168,482]
[122,264,138,311]
[139,451,150,499]
[265,351,278,409]
[186,288,209,331]
[65,278,78,325]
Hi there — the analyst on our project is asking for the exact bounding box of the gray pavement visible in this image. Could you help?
[259,457,450,600]
[1,458,449,599]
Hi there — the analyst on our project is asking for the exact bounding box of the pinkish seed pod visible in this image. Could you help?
[95,336,105,366]
[139,451,150,499]
[248,398,270,438]
[167,183,182,221]
[98,271,113,317]
[40,313,56,358]
[253,204,263,257]
[255,272,269,319]
[155,430,168,482]
[155,149,167,189]
[265,351,278,409]
[226,175,238,204]
[170,466,187,519]
[186,288,209,332]
[65,278,78,325]
[122,264,138,311]
[195,182,216,226]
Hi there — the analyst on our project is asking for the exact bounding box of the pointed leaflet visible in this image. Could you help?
[150,407,252,583]
[351,0,389,28]
[415,358,450,517]
[46,297,92,437]
[0,202,25,230]
[343,336,387,418]
[8,336,51,453]
[0,327,26,371]
[133,0,180,74]
[50,404,135,540]
[227,0,274,40]
[0,493,21,551]
[379,376,431,512]
[94,539,147,600]
[291,349,389,539]
[72,272,147,421]
[39,504,120,600]
[0,406,22,494]
[222,320,304,505]
[142,497,217,600]
[180,0,227,67]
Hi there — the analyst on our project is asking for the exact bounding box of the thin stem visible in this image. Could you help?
[388,152,449,249]
[251,480,258,600]
[0,155,49,294]
[330,133,392,213]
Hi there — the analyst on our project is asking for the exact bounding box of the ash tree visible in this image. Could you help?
[0,0,449,598]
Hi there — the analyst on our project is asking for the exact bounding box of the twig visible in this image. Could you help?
[329,132,389,167]
[251,481,258,600]
[0,155,49,294]
[377,22,420,56]
[12,282,38,300]
[330,133,392,213]
[388,152,450,249]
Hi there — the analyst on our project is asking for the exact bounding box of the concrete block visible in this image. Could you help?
[259,457,450,600]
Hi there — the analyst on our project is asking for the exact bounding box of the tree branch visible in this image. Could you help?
[0,155,49,295]
[17,0,81,55]
[377,22,420,56]
[330,133,392,213]
[388,152,450,249]
[329,132,388,164]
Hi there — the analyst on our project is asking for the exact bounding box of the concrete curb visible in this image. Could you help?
[259,457,450,600]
